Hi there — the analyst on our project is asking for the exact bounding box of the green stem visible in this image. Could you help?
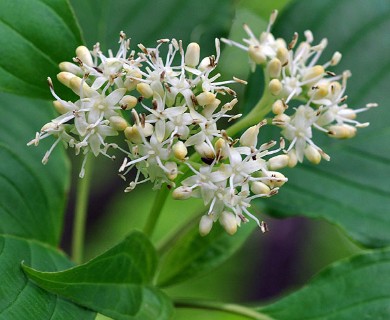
[226,83,273,137]
[174,299,275,320]
[143,187,170,237]
[71,156,92,264]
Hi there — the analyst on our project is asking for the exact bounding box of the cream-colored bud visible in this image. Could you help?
[287,150,298,168]
[120,95,138,110]
[310,83,329,100]
[124,69,142,91]
[142,123,154,137]
[196,92,216,106]
[215,138,227,159]
[248,45,266,64]
[124,126,142,143]
[220,211,237,235]
[165,162,178,180]
[150,81,164,97]
[269,79,282,96]
[202,98,221,118]
[136,83,153,98]
[302,65,325,83]
[265,171,287,188]
[328,124,356,139]
[185,42,200,67]
[272,100,286,115]
[41,122,57,132]
[198,57,212,71]
[53,100,68,114]
[273,113,290,126]
[109,116,128,131]
[57,72,76,87]
[59,62,82,75]
[69,77,94,97]
[276,47,289,65]
[268,154,289,170]
[267,58,282,78]
[331,51,342,66]
[240,123,261,147]
[199,215,213,236]
[172,141,188,160]
[172,186,193,200]
[76,46,93,66]
[251,181,271,195]
[330,81,342,97]
[195,142,215,160]
[304,145,321,164]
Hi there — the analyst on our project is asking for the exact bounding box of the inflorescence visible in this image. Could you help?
[29,11,375,236]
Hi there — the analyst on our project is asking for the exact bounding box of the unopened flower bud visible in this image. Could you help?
[120,95,138,110]
[196,92,216,106]
[202,98,221,118]
[302,65,325,83]
[310,83,329,100]
[150,81,164,97]
[57,72,76,87]
[109,116,127,131]
[173,186,193,200]
[41,122,57,132]
[215,138,227,159]
[198,57,212,71]
[165,162,178,180]
[248,45,266,64]
[304,145,321,164]
[251,181,271,195]
[267,58,282,78]
[136,83,153,98]
[273,113,290,126]
[69,76,94,97]
[265,171,287,188]
[76,46,93,66]
[185,42,200,67]
[124,126,142,143]
[220,211,238,235]
[240,123,261,147]
[123,69,142,91]
[172,141,188,160]
[269,79,282,96]
[195,142,215,160]
[59,62,82,75]
[268,154,289,170]
[276,47,289,65]
[272,100,286,115]
[328,124,356,139]
[52,100,68,114]
[199,215,213,236]
[287,150,298,168]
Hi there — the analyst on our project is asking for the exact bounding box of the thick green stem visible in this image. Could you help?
[226,79,273,137]
[71,156,92,264]
[174,299,274,320]
[143,187,170,237]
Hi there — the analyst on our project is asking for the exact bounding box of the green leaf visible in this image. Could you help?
[157,221,256,287]
[70,0,233,51]
[0,93,70,245]
[258,248,390,319]
[0,235,94,319]
[257,0,390,247]
[0,0,83,99]
[23,232,173,320]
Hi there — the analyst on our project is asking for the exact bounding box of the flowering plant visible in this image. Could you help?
[0,0,389,319]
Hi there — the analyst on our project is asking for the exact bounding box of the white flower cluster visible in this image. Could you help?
[222,10,376,164]
[29,32,288,236]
